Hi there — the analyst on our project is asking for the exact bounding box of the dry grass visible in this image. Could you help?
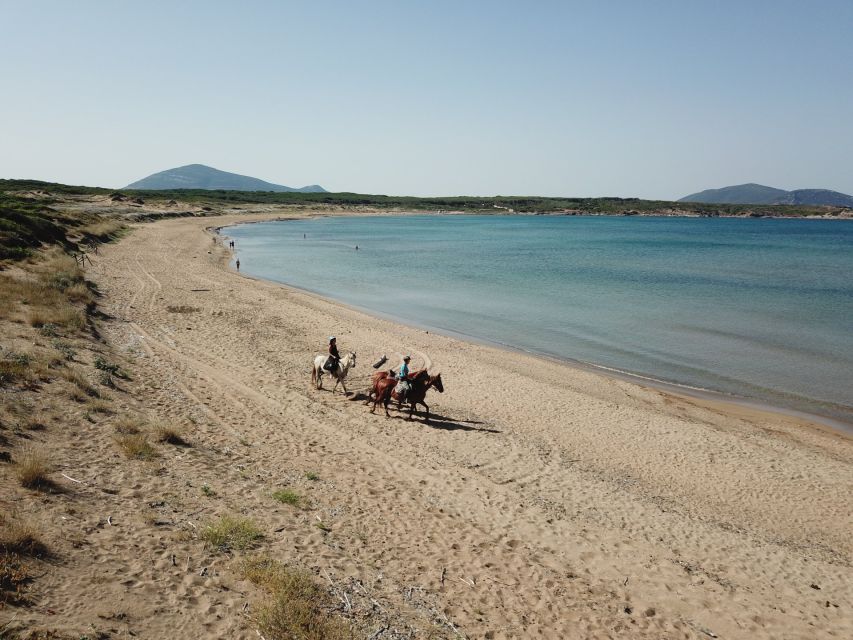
[201,515,263,552]
[0,515,49,558]
[14,448,52,489]
[79,219,125,242]
[1,252,92,333]
[87,399,114,415]
[0,350,51,388]
[114,433,158,459]
[64,281,95,306]
[0,353,33,386]
[114,416,144,434]
[153,423,189,446]
[0,552,32,606]
[243,556,352,640]
[21,411,48,431]
[59,368,99,398]
[28,305,86,331]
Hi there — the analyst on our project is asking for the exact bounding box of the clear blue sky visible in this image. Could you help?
[2,0,851,198]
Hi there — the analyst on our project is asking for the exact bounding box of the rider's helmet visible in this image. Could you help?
[329,336,336,343]
[403,355,411,361]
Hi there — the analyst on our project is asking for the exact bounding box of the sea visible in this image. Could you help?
[225,215,853,428]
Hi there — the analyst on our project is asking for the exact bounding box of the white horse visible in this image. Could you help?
[311,351,356,394]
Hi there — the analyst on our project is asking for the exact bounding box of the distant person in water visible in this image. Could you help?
[236,259,240,271]
[355,245,359,251]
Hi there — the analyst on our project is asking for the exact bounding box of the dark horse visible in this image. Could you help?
[370,369,444,422]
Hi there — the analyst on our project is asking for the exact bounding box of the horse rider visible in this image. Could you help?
[326,336,341,374]
[395,355,412,402]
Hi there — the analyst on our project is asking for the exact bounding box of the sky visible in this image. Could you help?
[1,0,851,199]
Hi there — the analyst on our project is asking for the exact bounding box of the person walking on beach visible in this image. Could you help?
[326,336,340,373]
[236,258,240,271]
[395,355,412,402]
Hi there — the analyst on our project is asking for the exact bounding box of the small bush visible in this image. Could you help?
[97,370,116,388]
[94,355,125,377]
[166,305,201,314]
[51,339,76,360]
[87,399,113,415]
[115,434,157,459]
[201,515,263,551]
[305,471,320,481]
[14,448,51,489]
[0,353,32,386]
[38,323,58,337]
[0,517,48,557]
[154,423,189,446]
[272,489,301,507]
[114,416,143,434]
[0,552,32,606]
[243,557,352,640]
[201,484,217,497]
[64,282,94,305]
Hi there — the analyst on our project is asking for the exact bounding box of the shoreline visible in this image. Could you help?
[217,215,853,438]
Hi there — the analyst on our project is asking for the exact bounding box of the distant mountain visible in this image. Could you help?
[680,183,853,207]
[124,164,326,193]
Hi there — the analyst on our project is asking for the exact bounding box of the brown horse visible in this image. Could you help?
[370,369,444,422]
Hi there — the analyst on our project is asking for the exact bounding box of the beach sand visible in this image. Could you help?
[10,211,850,639]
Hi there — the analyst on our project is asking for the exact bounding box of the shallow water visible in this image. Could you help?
[227,215,853,425]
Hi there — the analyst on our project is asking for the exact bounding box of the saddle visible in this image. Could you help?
[323,357,338,373]
[394,379,411,399]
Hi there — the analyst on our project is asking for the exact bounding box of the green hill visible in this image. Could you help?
[125,164,326,193]
[681,183,853,206]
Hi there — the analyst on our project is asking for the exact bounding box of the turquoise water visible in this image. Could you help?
[226,215,853,425]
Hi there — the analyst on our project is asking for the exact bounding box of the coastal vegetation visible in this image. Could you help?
[0,189,366,637]
[3,178,850,220]
[0,188,124,261]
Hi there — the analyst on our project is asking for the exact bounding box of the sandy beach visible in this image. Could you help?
[7,211,850,639]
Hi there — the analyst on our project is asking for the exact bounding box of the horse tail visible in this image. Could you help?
[311,364,316,384]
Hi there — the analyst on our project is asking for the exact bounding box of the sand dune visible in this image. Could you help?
[21,212,848,639]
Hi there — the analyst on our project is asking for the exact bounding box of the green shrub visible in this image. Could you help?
[201,516,262,551]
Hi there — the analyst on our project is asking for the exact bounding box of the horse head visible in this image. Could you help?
[343,351,356,368]
[429,373,444,393]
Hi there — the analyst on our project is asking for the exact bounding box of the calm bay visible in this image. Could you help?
[226,215,853,426]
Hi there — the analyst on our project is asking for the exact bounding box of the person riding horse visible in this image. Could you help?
[326,336,340,375]
[395,355,412,402]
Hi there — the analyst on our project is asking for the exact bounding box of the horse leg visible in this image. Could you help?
[421,401,430,424]
[339,379,348,394]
